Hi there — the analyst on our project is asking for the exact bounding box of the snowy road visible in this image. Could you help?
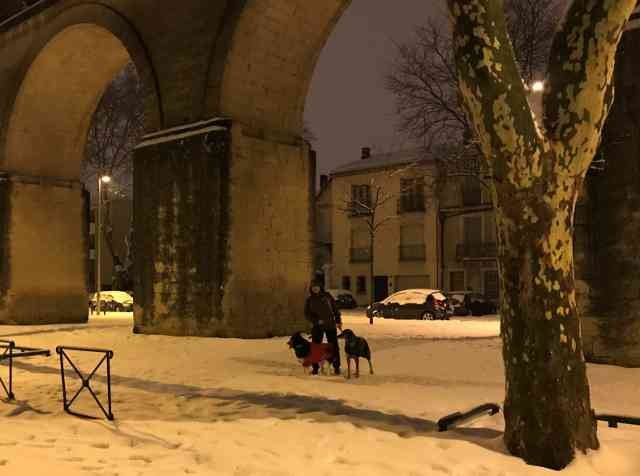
[0,310,638,475]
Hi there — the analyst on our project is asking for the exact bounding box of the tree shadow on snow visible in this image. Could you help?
[234,356,503,389]
[0,324,127,339]
[7,359,505,454]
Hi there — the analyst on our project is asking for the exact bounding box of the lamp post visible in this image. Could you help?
[96,174,111,315]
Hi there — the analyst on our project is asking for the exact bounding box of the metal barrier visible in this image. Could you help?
[0,339,51,401]
[56,346,114,420]
[595,413,640,428]
[437,403,501,432]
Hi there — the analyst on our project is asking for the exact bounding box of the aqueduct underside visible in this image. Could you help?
[0,0,638,366]
[0,0,349,338]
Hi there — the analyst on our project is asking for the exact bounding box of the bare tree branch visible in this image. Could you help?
[83,62,144,286]
[386,1,563,178]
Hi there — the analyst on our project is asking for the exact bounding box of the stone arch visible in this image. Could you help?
[0,4,160,324]
[204,0,350,139]
[1,3,161,179]
[134,0,351,337]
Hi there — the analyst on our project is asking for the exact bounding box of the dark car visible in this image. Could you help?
[326,289,358,309]
[446,292,471,316]
[366,289,451,320]
[447,291,497,316]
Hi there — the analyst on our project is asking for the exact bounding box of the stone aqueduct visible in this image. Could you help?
[0,1,639,364]
[0,0,349,337]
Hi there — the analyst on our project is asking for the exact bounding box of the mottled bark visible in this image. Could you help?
[447,0,636,469]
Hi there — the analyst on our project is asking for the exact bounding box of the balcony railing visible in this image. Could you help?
[348,202,371,217]
[350,247,371,263]
[399,244,426,261]
[456,242,497,260]
[397,197,426,214]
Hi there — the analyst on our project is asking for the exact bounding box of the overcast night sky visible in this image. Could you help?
[304,0,445,178]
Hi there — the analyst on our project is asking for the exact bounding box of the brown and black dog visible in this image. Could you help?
[337,329,373,379]
[287,332,337,374]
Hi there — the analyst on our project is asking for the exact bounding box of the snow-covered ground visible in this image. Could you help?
[0,310,638,475]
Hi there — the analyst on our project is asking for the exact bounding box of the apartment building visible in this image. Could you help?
[325,147,439,306]
[440,176,499,300]
[314,174,333,286]
[316,147,593,307]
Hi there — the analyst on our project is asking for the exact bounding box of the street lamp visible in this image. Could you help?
[531,80,544,93]
[527,81,545,121]
[95,174,111,315]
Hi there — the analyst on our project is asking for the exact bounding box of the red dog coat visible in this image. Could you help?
[302,342,334,367]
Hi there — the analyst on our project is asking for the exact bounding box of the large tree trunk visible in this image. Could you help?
[446,0,636,469]
[495,176,598,468]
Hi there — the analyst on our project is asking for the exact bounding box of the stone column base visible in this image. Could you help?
[133,119,311,338]
[582,315,640,367]
[0,174,88,325]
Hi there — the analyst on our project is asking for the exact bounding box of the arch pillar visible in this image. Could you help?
[0,173,87,324]
[133,118,312,337]
[582,23,640,367]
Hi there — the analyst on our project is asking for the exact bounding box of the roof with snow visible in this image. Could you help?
[330,148,432,177]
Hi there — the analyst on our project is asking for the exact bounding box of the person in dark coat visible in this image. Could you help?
[304,278,342,375]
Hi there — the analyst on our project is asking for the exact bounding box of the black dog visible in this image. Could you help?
[337,329,373,379]
[287,332,337,374]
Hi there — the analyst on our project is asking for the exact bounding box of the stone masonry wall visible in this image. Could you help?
[581,33,640,367]
[221,124,312,338]
[133,121,230,336]
[0,178,87,324]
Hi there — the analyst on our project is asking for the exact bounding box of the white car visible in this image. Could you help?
[89,291,133,312]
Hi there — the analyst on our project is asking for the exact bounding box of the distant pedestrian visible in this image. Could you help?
[304,278,342,375]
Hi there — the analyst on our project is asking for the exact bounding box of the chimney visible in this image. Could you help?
[320,174,328,190]
[361,147,371,160]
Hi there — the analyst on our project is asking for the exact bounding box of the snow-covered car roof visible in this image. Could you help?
[90,291,133,303]
[382,289,446,305]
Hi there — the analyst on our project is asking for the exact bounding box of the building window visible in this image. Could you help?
[399,224,426,261]
[463,216,482,244]
[350,228,371,262]
[462,176,482,206]
[351,184,371,215]
[356,276,367,294]
[484,270,499,299]
[450,271,465,291]
[399,178,425,213]
[342,276,351,290]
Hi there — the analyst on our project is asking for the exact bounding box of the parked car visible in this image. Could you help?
[366,289,452,320]
[447,291,496,316]
[89,291,134,313]
[446,292,471,316]
[326,289,358,309]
